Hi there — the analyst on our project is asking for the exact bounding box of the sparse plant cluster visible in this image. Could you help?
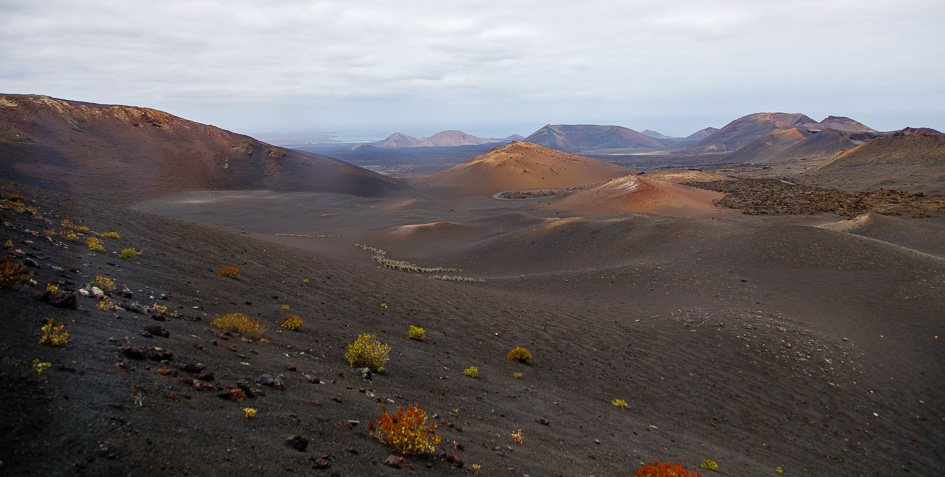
[513,372,523,379]
[216,266,239,277]
[506,347,532,363]
[700,459,718,472]
[408,325,425,341]
[511,428,523,444]
[370,404,442,455]
[38,318,69,346]
[60,219,89,233]
[102,232,120,239]
[0,257,31,288]
[152,303,168,315]
[635,460,704,477]
[120,248,141,259]
[2,194,38,215]
[97,297,117,311]
[346,334,390,372]
[211,313,266,340]
[430,275,485,283]
[463,366,479,378]
[85,236,105,252]
[243,408,257,419]
[93,275,116,293]
[280,316,303,331]
[3,239,12,249]
[32,359,52,376]
[612,398,629,408]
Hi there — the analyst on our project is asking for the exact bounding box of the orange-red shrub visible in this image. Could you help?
[635,460,704,477]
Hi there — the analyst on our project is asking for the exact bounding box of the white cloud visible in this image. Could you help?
[1,0,943,137]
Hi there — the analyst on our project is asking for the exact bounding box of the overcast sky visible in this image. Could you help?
[2,0,944,140]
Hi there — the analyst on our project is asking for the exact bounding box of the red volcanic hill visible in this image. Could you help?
[812,116,876,133]
[802,128,945,194]
[523,124,665,152]
[551,175,728,218]
[412,141,635,196]
[0,94,403,202]
[685,112,818,153]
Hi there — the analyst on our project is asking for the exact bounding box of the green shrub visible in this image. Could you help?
[102,232,120,239]
[506,347,532,363]
[86,236,105,252]
[346,334,390,372]
[93,275,116,293]
[463,366,479,378]
[119,248,141,259]
[701,459,718,472]
[38,318,69,346]
[280,316,303,331]
[612,398,629,408]
[408,325,425,341]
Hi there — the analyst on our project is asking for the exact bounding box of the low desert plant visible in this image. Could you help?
[86,236,105,252]
[33,359,52,376]
[152,303,167,314]
[62,231,79,242]
[506,347,532,363]
[102,232,120,240]
[119,248,141,259]
[38,318,69,346]
[408,325,425,341]
[369,404,441,455]
[511,428,523,444]
[97,297,117,311]
[0,257,30,288]
[6,193,25,202]
[280,316,303,331]
[776,467,783,474]
[346,334,390,372]
[93,275,116,293]
[635,460,704,477]
[513,372,522,379]
[216,266,239,277]
[46,283,59,295]
[612,398,629,408]
[281,304,290,310]
[61,219,89,233]
[211,313,267,340]
[700,459,718,472]
[3,239,11,249]
[243,407,257,419]
[463,366,479,378]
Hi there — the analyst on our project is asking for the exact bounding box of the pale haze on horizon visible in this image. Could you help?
[1,0,943,141]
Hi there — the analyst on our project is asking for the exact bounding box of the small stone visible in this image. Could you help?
[383,455,404,468]
[286,364,297,371]
[311,458,330,470]
[78,289,90,297]
[91,286,104,298]
[184,363,206,373]
[119,287,133,298]
[256,374,275,387]
[285,435,309,452]
[144,325,170,338]
[24,258,39,268]
[121,347,146,360]
[196,369,214,382]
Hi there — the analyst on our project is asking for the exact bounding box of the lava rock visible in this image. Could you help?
[121,347,146,360]
[285,434,309,452]
[143,325,170,338]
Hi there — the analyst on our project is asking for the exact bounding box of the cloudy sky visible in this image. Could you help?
[2,0,943,140]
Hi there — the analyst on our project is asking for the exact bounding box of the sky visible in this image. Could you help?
[2,0,944,141]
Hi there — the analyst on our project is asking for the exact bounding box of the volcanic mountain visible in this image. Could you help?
[412,141,635,196]
[809,116,876,133]
[0,95,402,203]
[685,112,818,153]
[801,128,945,194]
[373,130,507,148]
[523,124,665,152]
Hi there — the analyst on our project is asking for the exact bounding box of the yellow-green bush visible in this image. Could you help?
[701,459,718,472]
[346,334,390,372]
[280,316,303,331]
[86,236,105,252]
[612,398,629,408]
[93,275,116,293]
[38,318,69,346]
[211,313,266,340]
[119,248,140,259]
[102,232,120,240]
[370,404,441,455]
[506,347,532,363]
[408,325,425,341]
[0,258,30,288]
[463,366,479,378]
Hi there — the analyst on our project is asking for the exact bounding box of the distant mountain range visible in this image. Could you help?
[369,130,523,148]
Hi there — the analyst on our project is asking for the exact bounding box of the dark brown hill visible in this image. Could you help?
[722,128,871,166]
[812,116,876,133]
[801,128,945,194]
[412,141,635,196]
[685,112,817,153]
[523,124,665,152]
[0,95,402,202]
[684,127,719,141]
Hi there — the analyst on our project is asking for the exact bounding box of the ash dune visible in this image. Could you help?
[412,141,635,196]
[0,94,403,202]
[549,175,729,218]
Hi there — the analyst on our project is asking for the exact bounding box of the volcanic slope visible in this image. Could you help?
[685,112,818,153]
[4,175,945,476]
[0,94,402,202]
[801,128,945,195]
[412,141,635,196]
[549,175,729,218]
